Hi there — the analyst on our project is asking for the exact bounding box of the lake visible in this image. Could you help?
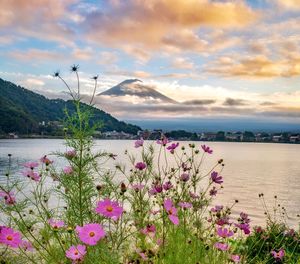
[0,139,299,228]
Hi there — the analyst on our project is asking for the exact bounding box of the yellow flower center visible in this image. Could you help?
[168,209,173,215]
[89,231,95,237]
[7,235,13,241]
[106,205,113,212]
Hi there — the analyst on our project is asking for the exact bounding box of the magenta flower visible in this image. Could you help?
[209,186,218,196]
[180,173,190,182]
[20,240,33,251]
[76,223,105,246]
[40,156,53,165]
[217,227,234,238]
[149,183,163,195]
[21,170,41,182]
[239,212,250,224]
[211,205,223,213]
[24,161,39,169]
[167,142,179,154]
[66,245,86,262]
[134,138,144,148]
[0,191,16,205]
[95,199,123,220]
[178,202,192,209]
[231,255,241,263]
[0,227,22,248]
[141,224,156,238]
[214,242,229,251]
[132,184,145,192]
[201,144,213,154]
[135,162,147,170]
[235,223,251,235]
[164,199,179,225]
[163,181,173,191]
[211,171,223,184]
[156,136,170,146]
[48,219,65,229]
[216,216,230,226]
[63,166,73,175]
[271,249,285,260]
[65,150,76,159]
[189,191,199,199]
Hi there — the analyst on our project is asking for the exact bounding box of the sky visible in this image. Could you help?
[1,0,300,129]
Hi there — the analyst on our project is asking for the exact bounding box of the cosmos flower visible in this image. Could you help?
[21,170,41,182]
[217,227,234,238]
[201,145,213,154]
[156,136,170,146]
[141,224,156,238]
[20,240,34,251]
[40,156,53,165]
[209,186,218,196]
[76,223,105,246]
[167,142,179,154]
[271,249,285,260]
[134,138,144,148]
[230,255,241,263]
[180,173,190,182]
[65,150,76,159]
[24,161,39,169]
[63,166,73,175]
[66,244,86,262]
[163,181,173,191]
[149,184,163,195]
[0,191,16,205]
[211,205,223,213]
[214,242,229,251]
[131,184,145,192]
[178,202,192,209]
[48,219,65,229]
[211,171,223,184]
[189,191,199,199]
[135,162,147,170]
[95,199,123,220]
[164,199,179,225]
[235,223,251,235]
[0,227,22,248]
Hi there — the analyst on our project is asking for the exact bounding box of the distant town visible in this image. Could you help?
[3,120,300,144]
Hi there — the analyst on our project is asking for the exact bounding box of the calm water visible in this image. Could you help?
[0,139,299,228]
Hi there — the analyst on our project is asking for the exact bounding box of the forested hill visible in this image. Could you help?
[0,78,141,135]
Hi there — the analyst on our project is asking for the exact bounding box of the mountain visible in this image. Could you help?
[98,79,176,104]
[0,78,141,135]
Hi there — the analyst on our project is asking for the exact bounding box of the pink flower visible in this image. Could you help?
[40,156,53,165]
[231,255,241,263]
[21,170,41,182]
[65,150,76,159]
[141,224,156,238]
[134,138,144,148]
[20,240,34,251]
[163,181,173,191]
[201,145,213,154]
[217,227,234,238]
[178,202,192,209]
[95,199,123,220]
[76,223,105,246]
[156,136,170,146]
[149,184,163,195]
[48,219,65,229]
[164,199,179,225]
[66,245,86,262]
[0,227,22,248]
[271,249,285,260]
[180,173,190,182]
[209,186,218,196]
[211,171,223,184]
[216,216,230,226]
[214,242,229,251]
[63,166,73,175]
[189,191,199,199]
[235,223,250,235]
[24,161,39,169]
[211,205,223,212]
[136,249,148,260]
[0,191,16,205]
[135,162,147,170]
[167,142,179,154]
[132,184,145,192]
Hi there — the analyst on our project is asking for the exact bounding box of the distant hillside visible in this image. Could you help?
[0,78,141,135]
[98,79,177,104]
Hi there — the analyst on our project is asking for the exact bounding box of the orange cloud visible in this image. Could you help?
[85,0,258,55]
[9,49,65,61]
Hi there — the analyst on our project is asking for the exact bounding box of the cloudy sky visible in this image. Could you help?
[1,0,300,127]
